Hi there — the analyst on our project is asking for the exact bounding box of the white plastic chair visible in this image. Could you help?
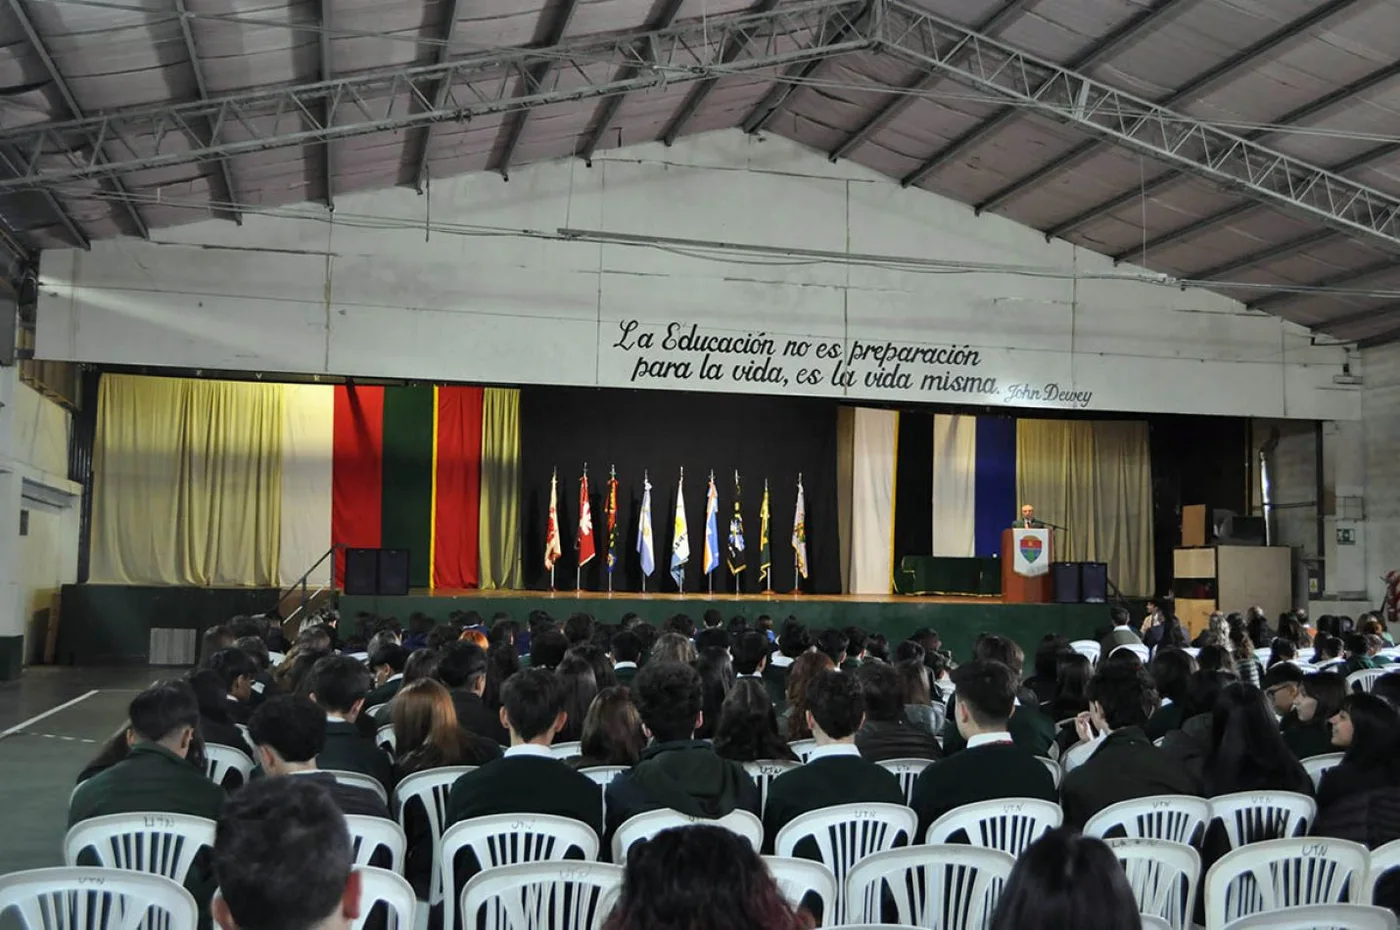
[376,723,396,756]
[1349,669,1388,693]
[775,803,917,925]
[365,702,392,722]
[742,759,802,815]
[844,845,1016,929]
[1182,648,1201,659]
[1035,755,1062,788]
[579,765,627,823]
[346,651,370,664]
[1107,837,1202,930]
[789,739,817,761]
[204,742,256,788]
[351,866,416,930]
[1255,648,1275,667]
[764,856,838,927]
[1113,643,1152,664]
[345,815,407,873]
[876,758,932,804]
[1141,917,1173,930]
[1219,903,1397,930]
[392,766,476,910]
[326,768,390,806]
[1069,640,1101,665]
[0,867,199,930]
[267,651,286,665]
[459,860,623,930]
[1303,753,1346,790]
[612,808,763,862]
[549,741,582,760]
[1204,837,1370,930]
[924,797,1062,857]
[1084,795,1213,846]
[63,812,217,888]
[1369,838,1400,904]
[440,813,601,930]
[1209,791,1317,850]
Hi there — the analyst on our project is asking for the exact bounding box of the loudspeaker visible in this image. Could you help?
[1051,562,1080,604]
[1081,562,1108,603]
[378,549,411,596]
[344,548,379,596]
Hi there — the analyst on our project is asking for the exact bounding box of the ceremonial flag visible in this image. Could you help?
[670,470,689,590]
[544,469,562,571]
[793,474,809,580]
[758,480,771,589]
[727,471,746,577]
[605,468,619,574]
[703,473,720,575]
[577,470,595,567]
[637,475,655,578]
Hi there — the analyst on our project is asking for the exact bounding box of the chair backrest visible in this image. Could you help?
[1034,756,1062,789]
[440,813,601,930]
[1204,837,1370,930]
[1113,643,1152,664]
[844,845,1016,930]
[365,702,392,722]
[346,651,369,664]
[1084,795,1213,846]
[1209,791,1317,850]
[1140,916,1173,930]
[1368,838,1400,904]
[1302,753,1346,790]
[764,856,838,927]
[324,768,390,805]
[611,808,764,862]
[1218,903,1398,930]
[742,760,803,815]
[204,742,256,789]
[376,723,396,756]
[351,866,416,930]
[549,741,582,760]
[1349,669,1388,693]
[1182,648,1201,659]
[775,803,917,925]
[0,866,199,930]
[1069,640,1101,664]
[1107,837,1202,930]
[925,798,1063,857]
[267,651,286,665]
[460,861,623,930]
[578,765,628,789]
[1255,648,1274,666]
[392,766,476,905]
[63,812,217,886]
[345,815,407,873]
[876,758,933,804]
[789,739,817,761]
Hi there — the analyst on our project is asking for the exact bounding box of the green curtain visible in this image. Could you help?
[91,374,284,586]
[380,385,435,588]
[477,387,522,589]
[1015,419,1154,596]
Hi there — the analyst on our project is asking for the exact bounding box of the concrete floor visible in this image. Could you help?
[0,666,167,877]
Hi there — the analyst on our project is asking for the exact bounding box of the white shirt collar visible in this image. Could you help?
[737,672,762,679]
[325,712,350,723]
[504,743,556,759]
[386,673,403,684]
[806,742,862,761]
[1160,696,1173,707]
[966,732,1013,749]
[770,655,794,668]
[613,661,637,670]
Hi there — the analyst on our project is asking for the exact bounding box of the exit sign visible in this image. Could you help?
[1336,527,1356,546]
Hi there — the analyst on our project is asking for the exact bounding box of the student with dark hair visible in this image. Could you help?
[305,655,394,793]
[814,628,849,667]
[911,661,1056,834]
[201,624,235,665]
[611,630,643,687]
[482,638,521,711]
[437,640,508,745]
[1026,634,1070,705]
[401,646,441,685]
[571,686,647,769]
[1283,671,1347,759]
[765,621,810,712]
[529,628,570,670]
[602,825,806,930]
[1344,632,1381,674]
[603,662,759,841]
[1158,669,1236,783]
[712,678,797,763]
[782,652,836,741]
[764,671,904,847]
[989,829,1143,930]
[942,636,1055,757]
[564,612,596,646]
[665,613,697,638]
[732,631,770,680]
[554,652,599,743]
[1196,644,1235,675]
[204,647,259,724]
[843,626,869,669]
[211,777,362,930]
[1267,637,1298,669]
[1263,662,1306,721]
[1145,648,1196,740]
[695,647,735,741]
[232,636,273,705]
[1100,607,1143,657]
[898,659,942,736]
[248,695,390,818]
[364,643,409,707]
[853,661,941,762]
[189,669,253,761]
[1042,653,1092,739]
[694,626,731,652]
[1373,671,1400,710]
[1202,683,1311,797]
[1313,694,1400,848]
[909,628,944,667]
[1059,663,1199,829]
[864,632,890,664]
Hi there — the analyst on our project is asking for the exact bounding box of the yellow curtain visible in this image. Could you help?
[91,374,283,586]
[478,387,522,589]
[1016,419,1154,596]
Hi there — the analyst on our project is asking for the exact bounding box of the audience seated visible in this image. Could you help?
[1060,662,1199,829]
[942,634,1054,756]
[482,637,521,710]
[189,668,254,756]
[1023,634,1068,706]
[391,678,502,778]
[203,647,259,724]
[1043,652,1092,755]
[843,626,868,670]
[1314,693,1400,844]
[231,636,274,706]
[731,631,769,683]
[695,647,735,741]
[853,661,941,762]
[1098,607,1144,657]
[1201,682,1312,797]
[569,686,647,768]
[1230,629,1262,686]
[989,829,1143,930]
[911,660,1057,835]
[649,631,698,665]
[529,627,570,670]
[554,652,600,743]
[211,777,361,930]
[304,655,394,793]
[1144,648,1195,740]
[763,671,904,849]
[610,630,643,687]
[604,661,759,842]
[711,679,798,763]
[897,657,944,736]
[814,628,849,667]
[1157,669,1234,783]
[764,622,810,711]
[1263,662,1306,724]
[780,651,835,740]
[1284,671,1346,759]
[363,643,408,706]
[247,695,391,818]
[574,642,619,689]
[437,640,508,745]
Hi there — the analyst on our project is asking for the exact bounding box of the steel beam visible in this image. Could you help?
[0,0,873,192]
[412,0,462,193]
[576,0,686,165]
[740,1,874,134]
[1249,259,1399,313]
[659,0,780,146]
[878,2,1400,252]
[1188,230,1336,281]
[5,0,150,238]
[319,0,334,209]
[900,0,1194,189]
[496,0,582,179]
[0,147,87,249]
[174,0,240,223]
[1023,0,1373,235]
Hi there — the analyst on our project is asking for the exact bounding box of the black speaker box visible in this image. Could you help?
[1051,562,1081,604]
[1081,562,1108,603]
[378,549,411,596]
[344,548,379,596]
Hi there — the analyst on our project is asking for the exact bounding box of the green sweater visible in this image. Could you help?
[910,741,1057,837]
[763,752,905,853]
[941,699,1055,756]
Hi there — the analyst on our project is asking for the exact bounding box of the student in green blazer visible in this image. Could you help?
[363,643,409,708]
[611,630,643,689]
[305,655,395,794]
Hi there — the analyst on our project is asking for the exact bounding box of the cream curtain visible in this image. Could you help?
[1016,419,1154,596]
[849,408,898,595]
[90,374,283,586]
[278,384,333,586]
[477,387,522,589]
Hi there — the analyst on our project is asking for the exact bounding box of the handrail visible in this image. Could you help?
[277,543,344,631]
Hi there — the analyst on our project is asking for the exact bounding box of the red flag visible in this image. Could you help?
[578,471,596,566]
[544,470,562,571]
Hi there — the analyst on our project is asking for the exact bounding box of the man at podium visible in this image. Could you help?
[1018,504,1044,529]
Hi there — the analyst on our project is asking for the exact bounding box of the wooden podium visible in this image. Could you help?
[1002,528,1053,603]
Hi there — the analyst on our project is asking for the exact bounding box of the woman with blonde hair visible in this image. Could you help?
[650,631,698,665]
[392,678,501,777]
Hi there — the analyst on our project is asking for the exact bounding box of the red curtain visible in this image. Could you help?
[433,386,484,589]
[331,384,384,587]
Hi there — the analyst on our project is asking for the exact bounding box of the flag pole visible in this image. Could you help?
[794,472,801,596]
[608,464,615,595]
[578,463,587,593]
[550,467,556,592]
[641,469,647,595]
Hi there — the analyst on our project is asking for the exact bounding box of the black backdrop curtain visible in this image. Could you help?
[519,387,840,594]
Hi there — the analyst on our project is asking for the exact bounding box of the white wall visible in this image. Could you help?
[1362,342,1400,610]
[35,131,1357,421]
